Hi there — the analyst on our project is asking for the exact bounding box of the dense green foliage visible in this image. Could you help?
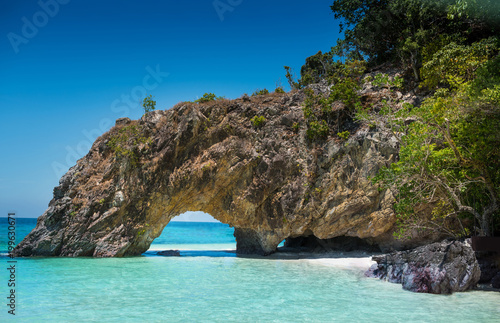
[306,120,329,140]
[294,51,366,88]
[369,65,500,237]
[330,0,500,79]
[288,1,500,237]
[420,37,498,89]
[351,33,499,238]
[300,51,335,86]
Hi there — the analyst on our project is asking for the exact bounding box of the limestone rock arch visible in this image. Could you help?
[14,93,400,257]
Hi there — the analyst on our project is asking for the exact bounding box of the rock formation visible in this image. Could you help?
[492,273,500,289]
[15,84,421,257]
[366,240,481,293]
[157,250,181,256]
[477,252,500,289]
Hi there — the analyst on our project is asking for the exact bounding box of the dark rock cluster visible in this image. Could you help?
[366,240,481,294]
[477,253,500,289]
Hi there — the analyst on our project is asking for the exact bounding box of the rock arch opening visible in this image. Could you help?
[149,211,236,256]
[137,209,284,257]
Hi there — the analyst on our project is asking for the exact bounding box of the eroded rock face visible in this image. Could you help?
[366,240,481,294]
[15,88,410,257]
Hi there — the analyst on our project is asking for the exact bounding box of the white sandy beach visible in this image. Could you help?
[306,255,376,271]
[149,244,376,272]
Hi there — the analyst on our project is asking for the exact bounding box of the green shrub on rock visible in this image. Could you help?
[195,93,223,103]
[250,115,266,128]
[306,120,328,140]
[252,89,270,96]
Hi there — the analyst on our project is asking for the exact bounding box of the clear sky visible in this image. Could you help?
[0,0,341,221]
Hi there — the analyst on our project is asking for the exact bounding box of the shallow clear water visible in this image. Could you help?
[1,218,499,322]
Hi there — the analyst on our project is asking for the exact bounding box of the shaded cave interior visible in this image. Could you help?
[283,232,382,254]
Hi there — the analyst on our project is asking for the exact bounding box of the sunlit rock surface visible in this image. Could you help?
[15,86,419,257]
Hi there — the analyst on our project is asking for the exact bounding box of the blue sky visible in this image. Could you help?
[0,0,341,221]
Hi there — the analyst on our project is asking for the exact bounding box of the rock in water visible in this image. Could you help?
[157,250,181,257]
[477,254,500,284]
[366,240,481,294]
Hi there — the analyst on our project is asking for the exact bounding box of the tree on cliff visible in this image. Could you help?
[142,94,156,114]
[299,51,335,86]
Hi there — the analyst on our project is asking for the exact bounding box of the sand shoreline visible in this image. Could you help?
[149,245,376,271]
[305,255,376,271]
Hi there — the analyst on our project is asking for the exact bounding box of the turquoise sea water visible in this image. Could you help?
[1,218,499,322]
